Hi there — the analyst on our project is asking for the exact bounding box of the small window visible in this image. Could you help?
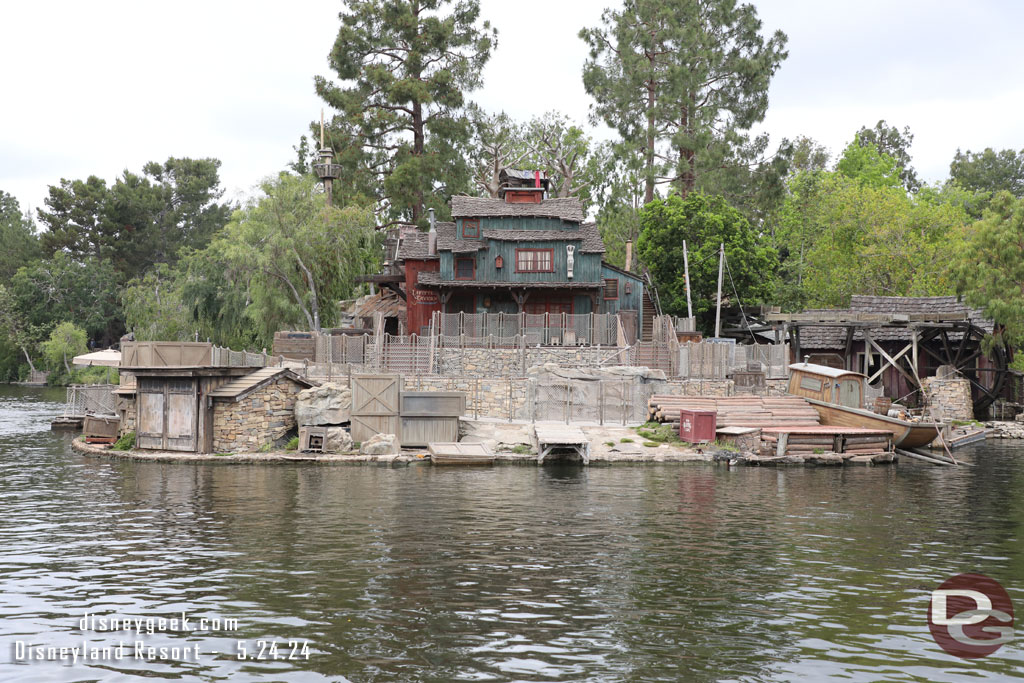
[462,219,480,239]
[799,376,823,392]
[603,278,619,300]
[455,257,475,280]
[515,249,554,273]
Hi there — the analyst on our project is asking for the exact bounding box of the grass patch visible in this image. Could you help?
[951,419,984,428]
[634,422,682,445]
[285,436,299,451]
[213,453,233,457]
[711,439,739,452]
[619,437,634,443]
[111,431,135,451]
[604,441,615,447]
[642,441,659,448]
[510,443,532,455]
[813,447,824,454]
[258,441,275,453]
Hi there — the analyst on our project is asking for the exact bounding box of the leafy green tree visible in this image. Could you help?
[772,172,969,309]
[956,192,1024,345]
[37,158,231,280]
[637,192,778,330]
[950,147,1024,197]
[315,0,496,224]
[788,136,831,173]
[594,144,646,269]
[40,322,88,376]
[855,120,919,192]
[0,283,41,375]
[836,141,901,190]
[581,0,788,202]
[10,253,123,345]
[200,174,381,345]
[121,263,195,342]
[0,191,40,283]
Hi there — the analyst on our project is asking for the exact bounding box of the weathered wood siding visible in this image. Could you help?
[441,241,602,283]
[599,264,644,320]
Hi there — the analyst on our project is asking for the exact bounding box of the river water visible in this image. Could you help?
[0,385,1022,682]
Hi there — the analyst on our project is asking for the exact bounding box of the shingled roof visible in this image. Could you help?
[481,222,604,253]
[450,195,585,222]
[208,367,316,402]
[796,296,993,348]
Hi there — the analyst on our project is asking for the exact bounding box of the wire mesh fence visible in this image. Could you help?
[64,384,118,417]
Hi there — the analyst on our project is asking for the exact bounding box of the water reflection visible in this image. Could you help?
[0,385,1021,681]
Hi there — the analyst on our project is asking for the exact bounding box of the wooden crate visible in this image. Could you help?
[83,414,120,439]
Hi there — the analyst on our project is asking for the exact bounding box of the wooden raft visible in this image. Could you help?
[534,424,591,465]
[647,396,821,428]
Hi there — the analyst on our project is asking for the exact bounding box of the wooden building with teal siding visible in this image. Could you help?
[400,180,646,339]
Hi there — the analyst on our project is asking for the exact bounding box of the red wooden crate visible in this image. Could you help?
[679,409,717,443]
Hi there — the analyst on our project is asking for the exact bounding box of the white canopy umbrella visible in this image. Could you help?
[72,349,121,368]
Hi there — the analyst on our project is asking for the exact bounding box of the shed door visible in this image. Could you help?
[838,379,861,409]
[135,378,197,451]
[165,379,198,451]
[137,379,165,450]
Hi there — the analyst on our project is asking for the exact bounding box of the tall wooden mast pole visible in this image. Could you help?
[683,240,693,321]
[714,242,724,338]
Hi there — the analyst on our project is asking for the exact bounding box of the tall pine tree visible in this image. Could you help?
[581,0,787,202]
[315,0,496,225]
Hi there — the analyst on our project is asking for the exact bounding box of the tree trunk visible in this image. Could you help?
[294,251,321,332]
[645,77,656,204]
[63,350,71,375]
[411,100,425,222]
[21,346,37,374]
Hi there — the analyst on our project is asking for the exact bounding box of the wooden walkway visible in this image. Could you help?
[534,424,591,465]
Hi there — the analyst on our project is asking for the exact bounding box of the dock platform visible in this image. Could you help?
[535,424,591,465]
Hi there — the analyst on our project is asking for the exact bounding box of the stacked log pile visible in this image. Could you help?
[761,427,892,457]
[647,396,821,428]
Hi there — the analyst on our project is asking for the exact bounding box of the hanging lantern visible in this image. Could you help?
[495,254,504,269]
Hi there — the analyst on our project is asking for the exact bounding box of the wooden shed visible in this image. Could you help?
[787,363,866,409]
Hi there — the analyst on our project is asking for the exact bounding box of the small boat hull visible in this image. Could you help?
[804,398,942,449]
[429,454,496,465]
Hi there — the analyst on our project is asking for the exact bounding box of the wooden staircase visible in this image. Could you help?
[641,289,656,341]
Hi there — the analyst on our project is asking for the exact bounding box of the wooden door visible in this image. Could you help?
[838,379,861,409]
[165,379,198,451]
[351,374,402,446]
[135,377,197,451]
[137,379,165,450]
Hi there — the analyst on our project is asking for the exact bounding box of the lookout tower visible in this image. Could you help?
[312,110,342,206]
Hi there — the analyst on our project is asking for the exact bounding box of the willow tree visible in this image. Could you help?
[206,174,380,342]
[315,0,496,225]
[581,0,787,202]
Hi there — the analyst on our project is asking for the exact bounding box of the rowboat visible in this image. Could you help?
[802,398,941,449]
[788,363,942,449]
[428,442,495,465]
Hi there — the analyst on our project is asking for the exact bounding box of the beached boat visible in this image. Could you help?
[428,442,496,465]
[788,363,942,449]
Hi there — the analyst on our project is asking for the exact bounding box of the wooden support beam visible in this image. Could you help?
[864,330,918,389]
[868,341,912,384]
[844,326,855,371]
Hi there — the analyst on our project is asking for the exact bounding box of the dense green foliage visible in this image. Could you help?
[956,192,1024,346]
[638,193,777,328]
[0,191,40,283]
[314,0,496,225]
[122,174,381,350]
[950,147,1024,198]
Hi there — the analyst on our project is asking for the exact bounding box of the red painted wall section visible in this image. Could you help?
[405,259,441,335]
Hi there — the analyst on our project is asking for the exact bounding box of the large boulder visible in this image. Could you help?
[295,383,351,426]
[323,427,354,454]
[361,433,397,455]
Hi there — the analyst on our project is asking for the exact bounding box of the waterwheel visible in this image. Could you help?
[916,324,1010,415]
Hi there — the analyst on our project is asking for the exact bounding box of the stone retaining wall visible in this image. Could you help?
[922,377,973,421]
[212,376,305,453]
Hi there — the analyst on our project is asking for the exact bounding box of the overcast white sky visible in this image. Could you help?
[2,0,1023,219]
